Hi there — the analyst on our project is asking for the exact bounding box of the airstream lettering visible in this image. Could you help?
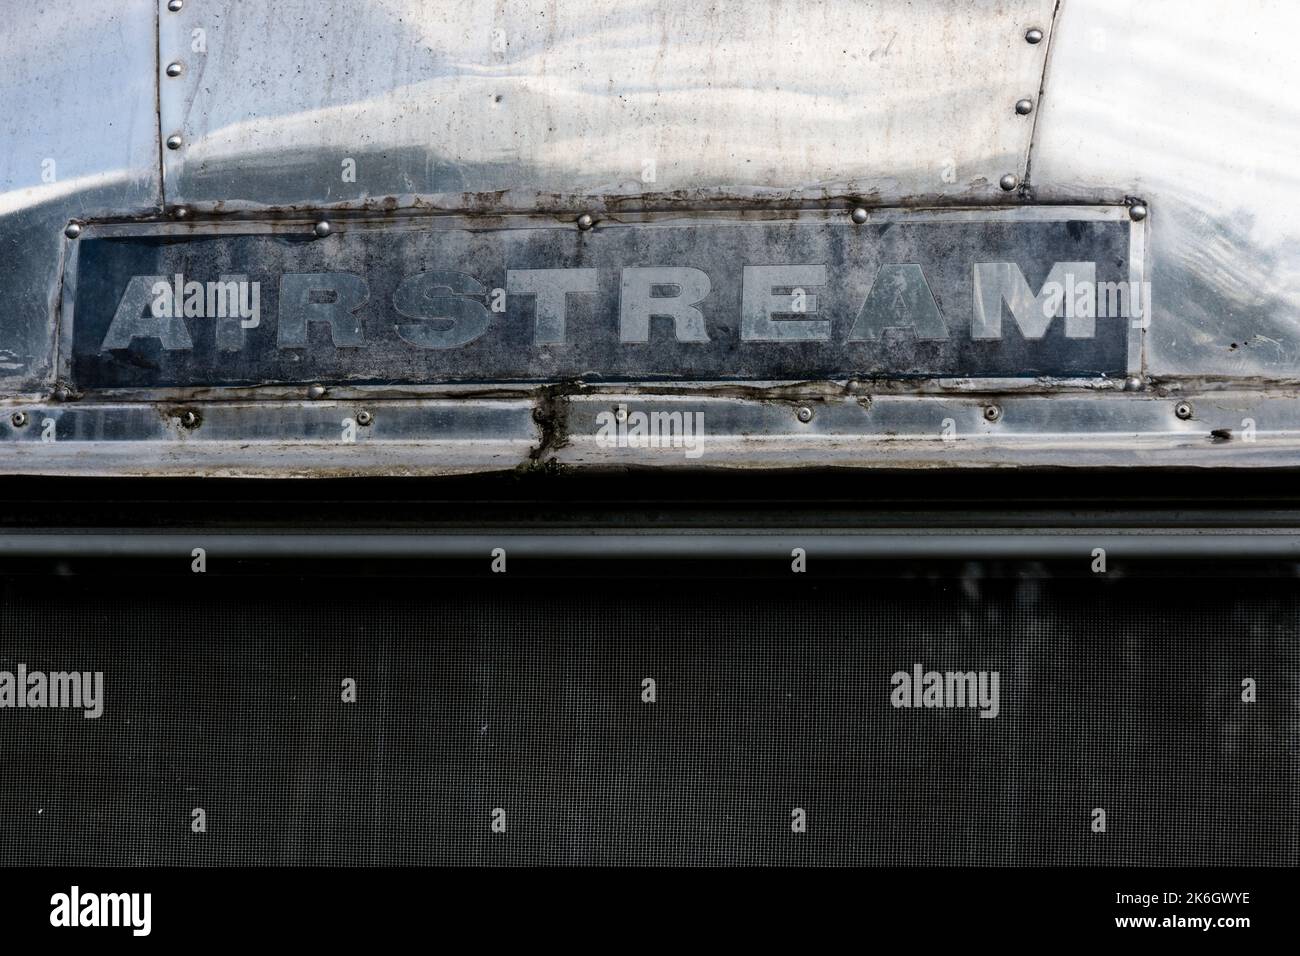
[99,261,1109,353]
[70,212,1134,384]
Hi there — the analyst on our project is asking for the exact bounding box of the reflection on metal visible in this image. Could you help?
[156,0,1055,212]
[0,0,159,391]
[1,389,1300,477]
[0,0,1298,475]
[1030,0,1300,379]
[4,528,1300,560]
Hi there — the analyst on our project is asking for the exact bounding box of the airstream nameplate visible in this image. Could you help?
[67,211,1138,389]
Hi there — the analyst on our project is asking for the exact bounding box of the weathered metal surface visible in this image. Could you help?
[0,0,161,392]
[157,0,1056,212]
[0,399,538,477]
[554,390,1300,469]
[2,0,1300,477]
[65,207,1134,390]
[5,386,1300,477]
[1029,0,1300,379]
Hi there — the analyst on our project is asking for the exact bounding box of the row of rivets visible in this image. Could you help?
[164,2,185,146]
[13,399,1211,422]
[1001,27,1044,191]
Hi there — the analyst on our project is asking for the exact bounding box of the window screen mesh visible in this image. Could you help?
[0,574,1293,866]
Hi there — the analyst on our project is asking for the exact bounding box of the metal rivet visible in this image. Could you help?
[63,223,82,239]
[313,220,332,238]
[1129,203,1148,222]
[166,134,183,150]
[1025,28,1044,44]
[983,403,1003,422]
[1174,400,1193,420]
[1015,98,1034,115]
[53,386,72,403]
[576,213,595,231]
[172,205,190,219]
[166,62,183,77]
[850,207,869,225]
[999,173,1019,192]
[167,0,183,10]
[796,406,814,423]
[10,412,27,428]
[307,384,327,400]
[614,406,627,422]
[179,410,199,429]
[356,410,373,426]
[1123,376,1144,392]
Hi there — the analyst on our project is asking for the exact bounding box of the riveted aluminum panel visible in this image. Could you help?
[0,399,539,478]
[0,0,162,392]
[6,389,1300,478]
[1028,0,1300,379]
[6,0,1300,478]
[157,0,1056,212]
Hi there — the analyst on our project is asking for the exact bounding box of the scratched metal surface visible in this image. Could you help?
[0,0,160,394]
[1,0,1299,476]
[157,0,1055,211]
[66,211,1131,388]
[1029,0,1300,379]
